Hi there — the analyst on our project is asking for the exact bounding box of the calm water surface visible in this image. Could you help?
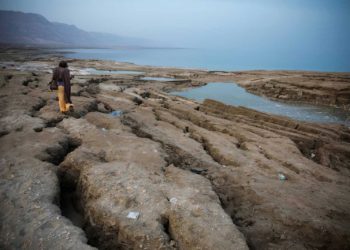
[60,48,350,72]
[171,82,350,125]
[140,77,176,81]
[85,68,144,75]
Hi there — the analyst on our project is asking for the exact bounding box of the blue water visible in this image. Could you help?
[140,77,176,81]
[60,48,350,72]
[171,82,350,125]
[86,68,144,75]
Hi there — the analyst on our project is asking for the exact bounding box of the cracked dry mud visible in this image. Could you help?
[0,49,350,250]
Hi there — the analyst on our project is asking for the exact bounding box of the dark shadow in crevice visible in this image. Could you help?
[31,98,47,113]
[0,130,10,137]
[42,137,81,166]
[58,161,101,249]
[59,184,85,229]
[53,138,100,249]
[55,140,121,249]
[160,215,177,247]
[84,222,121,250]
[35,135,97,249]
[45,117,65,128]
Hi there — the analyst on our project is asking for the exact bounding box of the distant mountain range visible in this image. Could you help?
[0,10,147,47]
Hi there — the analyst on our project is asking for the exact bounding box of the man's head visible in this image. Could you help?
[59,61,68,68]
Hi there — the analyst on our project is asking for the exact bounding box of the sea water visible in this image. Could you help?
[60,48,350,72]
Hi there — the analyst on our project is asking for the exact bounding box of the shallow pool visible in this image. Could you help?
[85,68,144,75]
[140,77,177,81]
[171,82,350,125]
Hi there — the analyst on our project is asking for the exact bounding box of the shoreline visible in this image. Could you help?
[51,48,350,112]
[2,47,350,112]
[0,48,350,249]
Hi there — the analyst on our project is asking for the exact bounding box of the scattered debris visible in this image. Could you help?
[169,197,178,205]
[110,110,123,117]
[190,168,208,174]
[278,173,287,181]
[127,211,140,220]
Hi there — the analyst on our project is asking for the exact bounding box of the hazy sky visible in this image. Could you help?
[1,0,349,52]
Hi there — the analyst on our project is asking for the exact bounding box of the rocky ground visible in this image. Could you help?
[0,48,350,250]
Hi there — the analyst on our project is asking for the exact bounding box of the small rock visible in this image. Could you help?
[191,205,203,217]
[97,103,109,113]
[311,153,316,158]
[140,91,151,99]
[170,240,177,247]
[133,97,143,105]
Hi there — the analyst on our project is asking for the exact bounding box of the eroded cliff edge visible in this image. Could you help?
[0,49,350,250]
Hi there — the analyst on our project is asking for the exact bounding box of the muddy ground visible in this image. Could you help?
[0,48,350,250]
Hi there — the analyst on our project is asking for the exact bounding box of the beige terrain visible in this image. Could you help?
[0,48,349,250]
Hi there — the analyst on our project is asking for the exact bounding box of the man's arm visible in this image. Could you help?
[63,69,71,86]
[52,68,58,81]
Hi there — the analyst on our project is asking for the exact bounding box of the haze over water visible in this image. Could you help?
[62,47,348,72]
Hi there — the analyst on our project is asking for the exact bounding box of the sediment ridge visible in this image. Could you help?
[0,48,349,250]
